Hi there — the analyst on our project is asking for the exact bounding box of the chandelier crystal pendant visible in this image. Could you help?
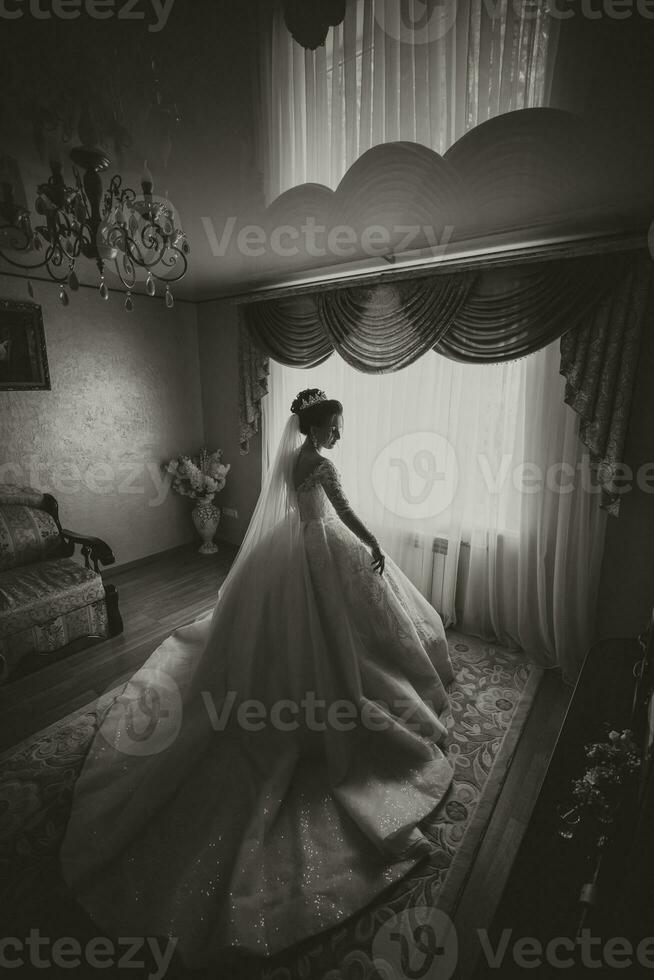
[0,148,189,310]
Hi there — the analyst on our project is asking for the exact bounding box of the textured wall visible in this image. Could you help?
[197,300,262,547]
[0,276,204,567]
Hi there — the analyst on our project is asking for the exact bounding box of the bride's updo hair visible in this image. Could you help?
[291,388,343,435]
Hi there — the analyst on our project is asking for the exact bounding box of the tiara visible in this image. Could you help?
[296,390,327,412]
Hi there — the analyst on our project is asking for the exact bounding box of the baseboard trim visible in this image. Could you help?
[103,537,236,578]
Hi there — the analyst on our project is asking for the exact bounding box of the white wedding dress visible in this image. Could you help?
[60,417,454,969]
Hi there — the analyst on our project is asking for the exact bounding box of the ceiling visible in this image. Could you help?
[1,4,654,305]
[0,0,263,302]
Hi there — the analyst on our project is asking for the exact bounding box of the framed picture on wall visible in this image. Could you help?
[0,299,50,391]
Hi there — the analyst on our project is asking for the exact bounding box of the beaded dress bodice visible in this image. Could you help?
[294,457,378,548]
[295,459,339,524]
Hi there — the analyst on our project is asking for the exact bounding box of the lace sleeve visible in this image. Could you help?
[318,461,379,549]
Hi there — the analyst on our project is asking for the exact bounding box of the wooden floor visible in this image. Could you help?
[0,542,237,752]
[461,666,571,978]
[0,540,573,978]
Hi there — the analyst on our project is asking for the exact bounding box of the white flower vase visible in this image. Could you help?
[192,495,221,554]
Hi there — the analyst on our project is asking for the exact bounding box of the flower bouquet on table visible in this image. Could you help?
[557,727,641,932]
[558,727,641,849]
[164,449,231,554]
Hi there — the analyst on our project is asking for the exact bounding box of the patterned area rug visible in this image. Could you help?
[0,630,541,979]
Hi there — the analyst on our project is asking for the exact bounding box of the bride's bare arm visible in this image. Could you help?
[319,462,385,573]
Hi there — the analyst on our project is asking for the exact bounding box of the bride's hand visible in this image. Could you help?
[370,543,385,576]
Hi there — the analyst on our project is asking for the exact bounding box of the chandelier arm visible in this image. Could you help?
[46,243,70,277]
[72,167,93,226]
[139,224,165,252]
[0,248,56,272]
[112,255,137,290]
[54,235,81,263]
[119,235,143,274]
[0,228,68,281]
[121,230,167,272]
[148,246,189,284]
[0,223,38,253]
[5,146,190,300]
[122,233,189,281]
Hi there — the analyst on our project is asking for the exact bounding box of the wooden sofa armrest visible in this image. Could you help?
[61,529,116,573]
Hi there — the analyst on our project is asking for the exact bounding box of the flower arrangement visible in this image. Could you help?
[559,727,641,850]
[164,448,230,501]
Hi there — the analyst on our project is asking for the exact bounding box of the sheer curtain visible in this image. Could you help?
[257,0,558,202]
[255,0,605,681]
[264,343,606,683]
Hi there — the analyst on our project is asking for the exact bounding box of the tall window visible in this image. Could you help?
[265,344,528,627]
[259,0,558,201]
[257,1,605,683]
[263,334,604,684]
[269,350,524,537]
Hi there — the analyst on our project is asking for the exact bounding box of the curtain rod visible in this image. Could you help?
[229,227,649,306]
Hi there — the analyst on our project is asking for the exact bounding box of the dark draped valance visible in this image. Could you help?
[434,256,623,363]
[317,274,475,372]
[238,250,651,519]
[246,293,332,368]
[241,253,628,370]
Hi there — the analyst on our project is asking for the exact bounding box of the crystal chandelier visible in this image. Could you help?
[0,147,189,310]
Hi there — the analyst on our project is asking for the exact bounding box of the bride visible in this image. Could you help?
[59,388,455,969]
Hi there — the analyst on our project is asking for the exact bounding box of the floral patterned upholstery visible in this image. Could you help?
[0,558,106,638]
[0,505,61,572]
[0,485,114,683]
[0,600,109,682]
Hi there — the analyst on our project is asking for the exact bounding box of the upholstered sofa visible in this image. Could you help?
[0,485,123,684]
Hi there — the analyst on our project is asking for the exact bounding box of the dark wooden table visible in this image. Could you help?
[472,635,650,979]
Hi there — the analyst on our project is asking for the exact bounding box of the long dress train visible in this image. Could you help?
[59,449,455,968]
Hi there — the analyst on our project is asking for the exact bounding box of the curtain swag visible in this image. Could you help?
[242,253,628,370]
[239,251,649,520]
